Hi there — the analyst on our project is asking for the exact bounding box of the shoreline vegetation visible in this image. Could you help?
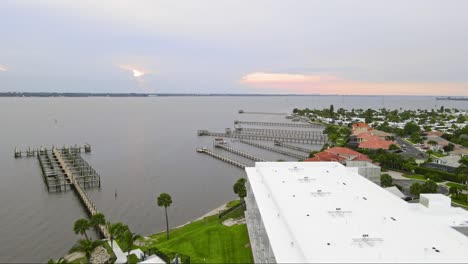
[63,200,252,264]
[144,199,252,264]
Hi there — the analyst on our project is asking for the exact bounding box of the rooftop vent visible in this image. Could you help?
[328,208,352,217]
[352,235,384,247]
[311,190,331,197]
[298,176,315,183]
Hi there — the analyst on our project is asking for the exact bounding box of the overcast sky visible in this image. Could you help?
[1,0,468,95]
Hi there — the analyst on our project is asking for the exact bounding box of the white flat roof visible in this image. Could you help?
[245,162,468,263]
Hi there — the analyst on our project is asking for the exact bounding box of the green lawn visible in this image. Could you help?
[403,173,427,181]
[430,152,446,158]
[446,182,467,190]
[146,213,253,263]
[226,200,241,208]
[69,257,87,264]
[452,194,468,207]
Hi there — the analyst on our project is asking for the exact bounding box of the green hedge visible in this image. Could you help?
[414,166,461,183]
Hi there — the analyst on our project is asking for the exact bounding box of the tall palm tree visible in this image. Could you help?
[73,218,90,240]
[69,239,105,263]
[157,193,173,240]
[106,221,125,248]
[91,212,106,231]
[121,230,141,256]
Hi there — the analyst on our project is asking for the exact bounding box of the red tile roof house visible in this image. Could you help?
[305,147,372,163]
[352,123,370,134]
[358,140,394,150]
[351,123,396,150]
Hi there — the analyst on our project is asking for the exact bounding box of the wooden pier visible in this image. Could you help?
[274,141,314,154]
[235,127,324,136]
[15,144,91,158]
[238,110,287,115]
[240,140,308,160]
[15,145,108,239]
[198,130,326,144]
[196,148,247,169]
[214,141,266,162]
[234,127,327,140]
[234,120,323,129]
[53,148,110,238]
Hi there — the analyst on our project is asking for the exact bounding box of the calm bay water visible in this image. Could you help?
[0,95,466,262]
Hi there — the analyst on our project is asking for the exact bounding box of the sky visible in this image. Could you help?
[1,0,468,95]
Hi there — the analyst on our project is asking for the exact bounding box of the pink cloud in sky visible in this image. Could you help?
[0,64,9,71]
[240,72,468,96]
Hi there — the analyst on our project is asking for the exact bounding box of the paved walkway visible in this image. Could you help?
[385,170,408,180]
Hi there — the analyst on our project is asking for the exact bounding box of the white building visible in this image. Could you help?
[245,162,468,263]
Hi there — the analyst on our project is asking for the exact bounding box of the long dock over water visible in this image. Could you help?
[15,145,109,239]
[234,129,327,140]
[214,141,266,162]
[234,120,323,128]
[274,141,314,154]
[240,140,308,160]
[198,130,326,144]
[235,127,324,136]
[238,110,287,115]
[196,148,247,169]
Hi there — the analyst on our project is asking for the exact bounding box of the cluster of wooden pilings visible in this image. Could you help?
[14,144,109,239]
[14,143,91,158]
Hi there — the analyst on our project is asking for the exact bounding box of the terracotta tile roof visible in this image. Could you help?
[305,152,346,162]
[325,147,363,156]
[305,147,372,163]
[359,140,394,150]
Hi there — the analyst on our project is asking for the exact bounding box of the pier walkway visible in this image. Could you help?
[234,120,323,128]
[52,148,109,239]
[240,140,308,160]
[15,145,108,239]
[214,142,266,162]
[198,130,326,144]
[274,141,314,154]
[235,129,326,140]
[238,110,287,115]
[235,127,324,136]
[196,148,248,169]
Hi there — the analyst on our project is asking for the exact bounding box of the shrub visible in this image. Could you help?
[414,166,460,183]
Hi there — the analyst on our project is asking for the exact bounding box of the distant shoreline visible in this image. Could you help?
[0,92,464,98]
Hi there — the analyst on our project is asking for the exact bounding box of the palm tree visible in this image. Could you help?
[47,257,68,264]
[449,186,460,199]
[121,230,141,256]
[157,193,173,240]
[106,221,125,248]
[91,212,106,228]
[69,239,105,263]
[73,218,90,240]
